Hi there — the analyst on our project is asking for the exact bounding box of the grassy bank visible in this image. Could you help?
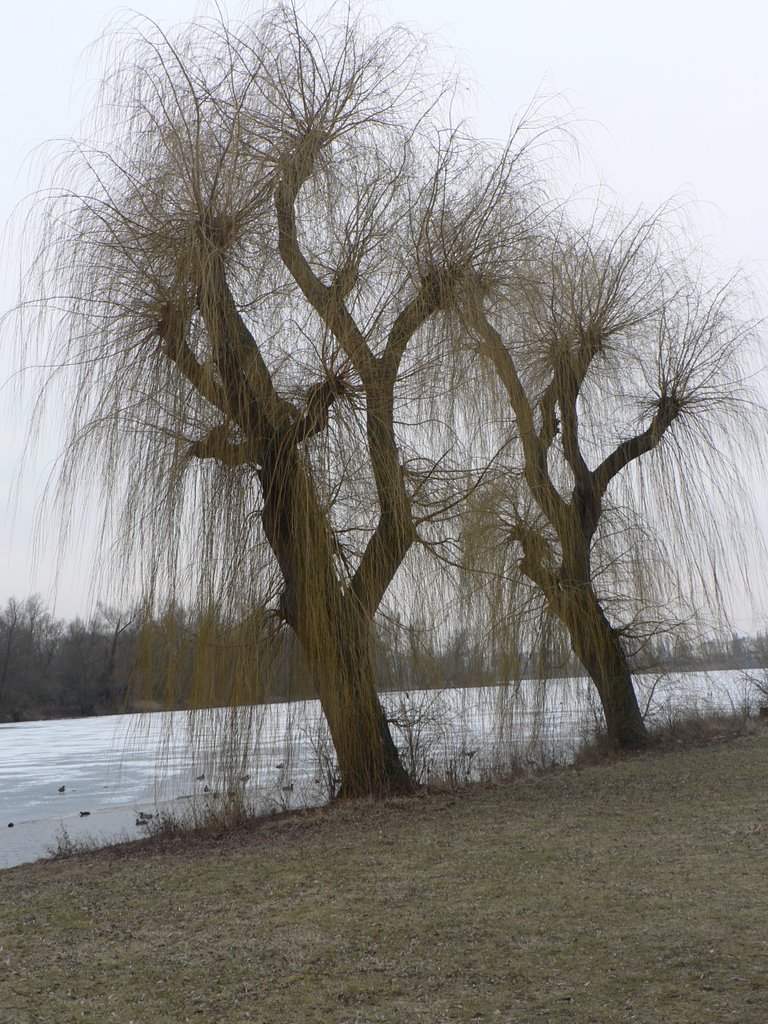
[2,726,767,1024]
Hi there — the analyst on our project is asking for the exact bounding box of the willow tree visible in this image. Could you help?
[17,5,540,794]
[461,206,762,748]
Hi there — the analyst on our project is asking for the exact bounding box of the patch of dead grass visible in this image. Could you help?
[1,726,767,1023]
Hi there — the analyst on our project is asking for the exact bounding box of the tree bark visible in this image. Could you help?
[514,516,649,750]
[554,583,649,750]
[297,593,413,796]
[259,437,413,796]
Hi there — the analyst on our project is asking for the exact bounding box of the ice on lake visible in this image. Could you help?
[1,669,760,870]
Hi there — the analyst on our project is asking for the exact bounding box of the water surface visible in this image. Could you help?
[1,670,756,869]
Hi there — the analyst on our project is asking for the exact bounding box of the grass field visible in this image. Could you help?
[2,723,767,1023]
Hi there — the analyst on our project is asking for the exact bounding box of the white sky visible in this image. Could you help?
[1,0,766,621]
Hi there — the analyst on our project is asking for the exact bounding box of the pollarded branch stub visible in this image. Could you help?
[155,297,191,353]
[278,127,329,194]
[512,522,558,596]
[331,256,360,299]
[292,366,359,444]
[195,209,241,253]
[418,261,473,312]
[656,382,684,427]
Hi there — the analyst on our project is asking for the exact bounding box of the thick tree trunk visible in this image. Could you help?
[514,488,650,751]
[295,595,413,797]
[518,535,650,750]
[260,443,412,797]
[556,585,649,750]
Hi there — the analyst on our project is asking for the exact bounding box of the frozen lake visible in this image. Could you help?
[0,703,328,870]
[1,669,760,870]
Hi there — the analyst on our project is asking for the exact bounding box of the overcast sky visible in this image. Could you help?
[1,0,766,621]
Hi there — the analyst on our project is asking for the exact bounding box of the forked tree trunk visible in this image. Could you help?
[518,532,650,751]
[260,443,412,797]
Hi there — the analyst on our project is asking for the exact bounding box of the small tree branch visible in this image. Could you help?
[274,151,377,383]
[186,422,259,467]
[592,390,681,503]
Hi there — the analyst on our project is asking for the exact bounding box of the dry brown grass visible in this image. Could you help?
[2,725,767,1023]
[573,709,757,766]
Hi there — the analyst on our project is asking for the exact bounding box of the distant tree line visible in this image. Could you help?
[0,597,133,722]
[0,595,492,722]
[0,596,312,722]
[1,592,764,723]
